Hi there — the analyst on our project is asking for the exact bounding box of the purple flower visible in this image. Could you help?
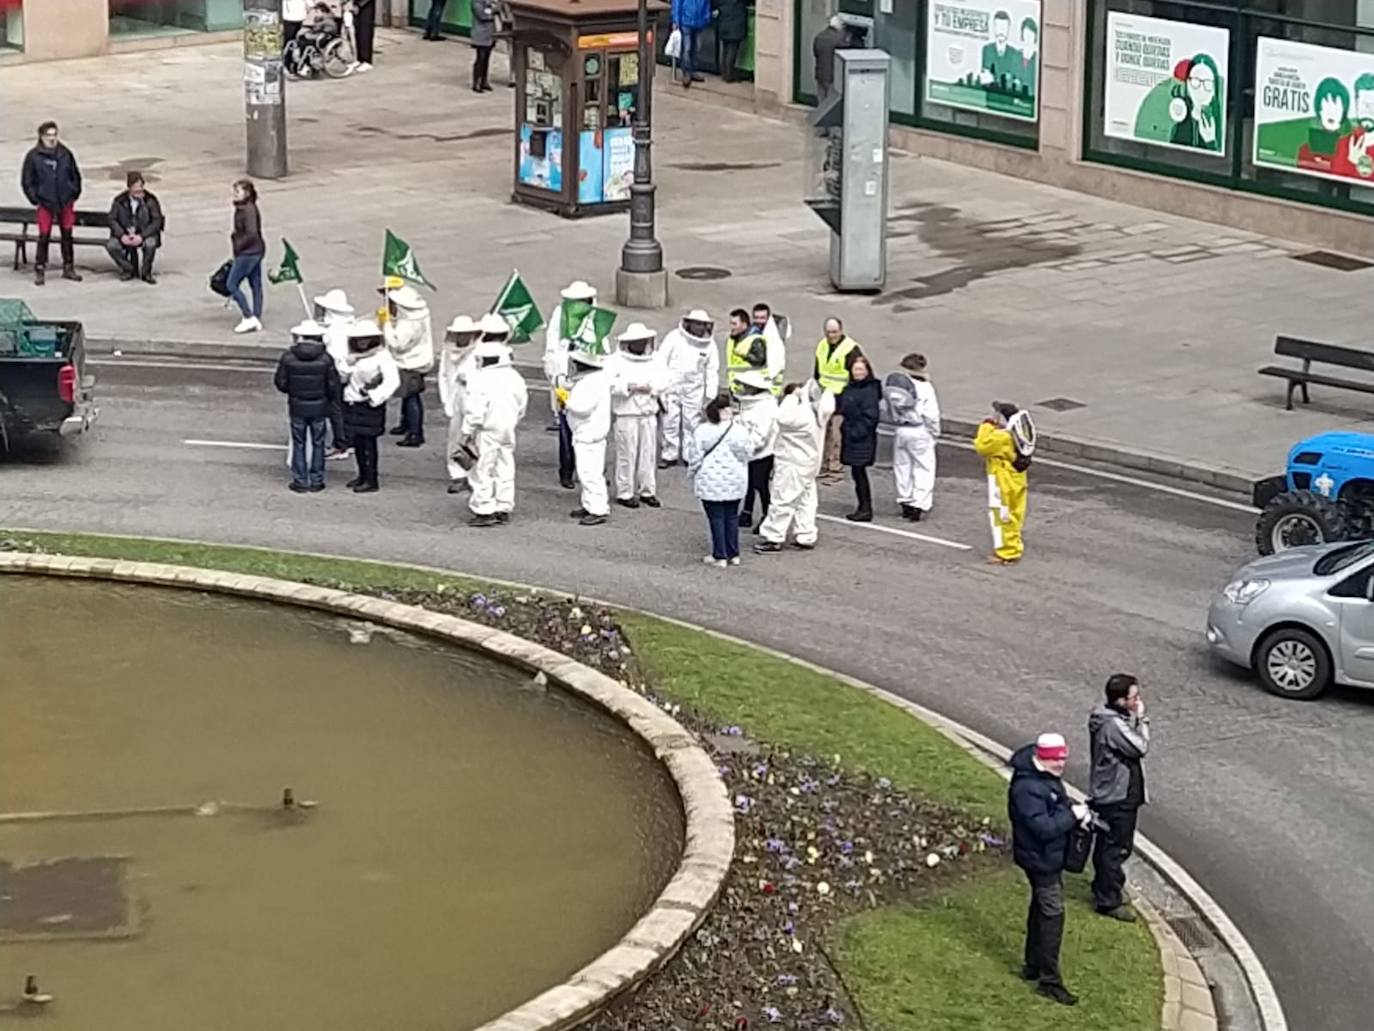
[824,1006,844,1023]
[776,974,797,986]
[722,725,744,737]
[877,777,892,789]
[980,832,1005,848]
[470,593,488,608]
[753,762,770,779]
[782,919,794,934]
[735,795,754,814]
[765,838,787,853]
[826,774,842,787]
[490,605,507,619]
[763,1005,782,1023]
[838,840,853,855]
[788,901,799,913]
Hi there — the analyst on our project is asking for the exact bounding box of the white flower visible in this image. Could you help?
[925,853,941,868]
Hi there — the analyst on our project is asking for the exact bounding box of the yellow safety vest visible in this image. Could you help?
[726,333,767,393]
[815,337,859,394]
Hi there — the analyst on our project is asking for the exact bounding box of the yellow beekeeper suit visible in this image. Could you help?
[974,419,1027,563]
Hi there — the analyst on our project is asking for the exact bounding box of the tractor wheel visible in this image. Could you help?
[1255,491,1350,555]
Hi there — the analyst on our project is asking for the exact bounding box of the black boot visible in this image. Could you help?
[33,264,45,286]
[59,232,82,281]
[34,233,49,285]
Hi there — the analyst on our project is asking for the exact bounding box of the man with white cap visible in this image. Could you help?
[609,322,665,508]
[381,282,434,448]
[754,380,834,553]
[313,288,356,459]
[1008,731,1092,1007]
[461,318,528,527]
[544,280,597,489]
[439,314,481,495]
[275,320,340,494]
[562,342,613,526]
[657,309,719,467]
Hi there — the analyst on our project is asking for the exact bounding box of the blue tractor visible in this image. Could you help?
[1253,432,1374,554]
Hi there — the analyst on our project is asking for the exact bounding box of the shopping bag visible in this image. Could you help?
[664,27,682,59]
[209,260,233,297]
[1063,822,1094,874]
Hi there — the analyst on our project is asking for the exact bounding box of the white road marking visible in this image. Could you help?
[183,439,287,451]
[814,513,973,550]
[91,358,273,373]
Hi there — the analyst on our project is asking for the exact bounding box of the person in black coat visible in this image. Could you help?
[836,355,881,522]
[106,172,165,284]
[275,322,341,493]
[20,120,83,286]
[714,0,749,82]
[1008,734,1090,1007]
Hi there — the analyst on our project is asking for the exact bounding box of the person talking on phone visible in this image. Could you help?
[1088,673,1150,921]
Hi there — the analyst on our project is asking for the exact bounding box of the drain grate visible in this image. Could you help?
[1291,250,1374,272]
[676,266,732,281]
[1166,914,1216,952]
[1036,397,1086,412]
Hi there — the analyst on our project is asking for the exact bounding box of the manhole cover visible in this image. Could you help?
[1035,397,1086,412]
[1291,250,1374,272]
[676,266,732,281]
[0,857,138,942]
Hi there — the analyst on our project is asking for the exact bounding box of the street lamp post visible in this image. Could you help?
[614,0,669,308]
[243,0,288,179]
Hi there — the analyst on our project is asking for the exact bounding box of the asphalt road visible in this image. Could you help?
[2,359,1367,1030]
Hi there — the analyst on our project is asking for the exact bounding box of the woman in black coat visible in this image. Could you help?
[713,0,749,82]
[837,356,882,522]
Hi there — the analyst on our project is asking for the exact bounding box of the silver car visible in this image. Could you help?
[1207,540,1374,700]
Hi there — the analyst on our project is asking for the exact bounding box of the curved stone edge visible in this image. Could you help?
[0,553,734,1031]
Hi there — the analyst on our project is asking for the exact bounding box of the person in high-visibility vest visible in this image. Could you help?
[749,302,787,396]
[814,316,862,479]
[725,308,768,395]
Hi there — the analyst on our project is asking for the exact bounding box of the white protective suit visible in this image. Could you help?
[564,362,613,517]
[609,331,666,502]
[439,331,479,484]
[885,369,941,512]
[384,289,435,374]
[462,342,529,516]
[658,321,720,462]
[759,384,835,546]
[736,388,779,461]
[543,284,596,416]
[762,316,787,394]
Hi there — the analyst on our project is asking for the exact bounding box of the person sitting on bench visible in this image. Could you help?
[106,172,164,284]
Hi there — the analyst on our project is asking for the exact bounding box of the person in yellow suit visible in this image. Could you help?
[974,401,1035,565]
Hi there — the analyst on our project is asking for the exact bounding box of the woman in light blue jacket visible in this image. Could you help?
[687,394,756,567]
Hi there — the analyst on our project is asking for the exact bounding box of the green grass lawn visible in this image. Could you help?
[0,530,1163,1028]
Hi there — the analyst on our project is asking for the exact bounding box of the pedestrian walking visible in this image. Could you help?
[658,308,719,467]
[812,16,845,100]
[975,401,1035,565]
[814,316,862,481]
[687,394,756,567]
[545,280,597,490]
[610,322,665,509]
[313,288,355,459]
[837,355,881,522]
[562,344,613,526]
[381,283,434,448]
[714,0,748,81]
[671,0,710,87]
[440,314,480,494]
[1009,732,1092,1007]
[1089,673,1150,922]
[341,319,400,493]
[755,381,834,553]
[353,0,377,69]
[884,353,940,520]
[275,320,341,494]
[422,0,446,39]
[105,172,164,285]
[226,179,265,334]
[20,120,83,286]
[462,323,528,527]
[734,369,778,530]
[471,0,496,91]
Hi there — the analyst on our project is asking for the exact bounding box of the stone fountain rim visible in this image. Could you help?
[0,552,734,1031]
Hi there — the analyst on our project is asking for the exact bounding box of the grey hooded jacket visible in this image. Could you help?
[1088,704,1149,807]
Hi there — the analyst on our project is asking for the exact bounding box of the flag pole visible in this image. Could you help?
[296,283,311,319]
[491,269,516,315]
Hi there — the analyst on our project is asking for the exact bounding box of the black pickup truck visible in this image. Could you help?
[0,301,98,450]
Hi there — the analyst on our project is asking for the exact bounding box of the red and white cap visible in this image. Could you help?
[1034,733,1069,762]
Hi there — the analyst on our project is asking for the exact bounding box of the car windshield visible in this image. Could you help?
[1314,541,1374,576]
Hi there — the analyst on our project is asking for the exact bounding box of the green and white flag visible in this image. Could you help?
[571,306,617,354]
[382,229,436,290]
[489,270,545,343]
[267,238,303,285]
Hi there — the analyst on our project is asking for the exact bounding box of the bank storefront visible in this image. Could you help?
[785,0,1374,240]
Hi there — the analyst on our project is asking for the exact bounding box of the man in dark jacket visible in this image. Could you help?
[1088,673,1150,921]
[20,120,83,286]
[714,0,748,82]
[1008,732,1089,1006]
[106,172,165,284]
[275,321,342,493]
[812,17,845,100]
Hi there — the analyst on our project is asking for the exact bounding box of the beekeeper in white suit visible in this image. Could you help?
[754,381,835,553]
[313,287,356,458]
[562,342,613,526]
[439,314,481,495]
[883,353,941,521]
[657,309,719,466]
[461,318,528,527]
[609,322,665,508]
[544,279,597,489]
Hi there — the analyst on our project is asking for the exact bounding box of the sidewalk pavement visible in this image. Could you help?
[4,30,1372,486]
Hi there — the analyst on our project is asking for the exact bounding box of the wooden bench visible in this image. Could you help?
[0,206,113,270]
[1259,335,1374,411]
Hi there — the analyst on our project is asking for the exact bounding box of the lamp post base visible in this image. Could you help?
[614,266,669,309]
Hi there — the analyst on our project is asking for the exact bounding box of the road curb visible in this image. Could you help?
[0,551,734,1031]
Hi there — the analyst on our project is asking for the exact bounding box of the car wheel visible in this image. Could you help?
[1254,491,1349,555]
[1255,628,1331,700]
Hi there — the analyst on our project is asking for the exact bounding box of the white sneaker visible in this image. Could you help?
[702,555,726,568]
[728,556,741,566]
[356,62,373,72]
[233,316,261,334]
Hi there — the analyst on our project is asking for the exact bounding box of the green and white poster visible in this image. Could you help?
[1103,13,1228,156]
[1254,37,1374,186]
[924,0,1041,123]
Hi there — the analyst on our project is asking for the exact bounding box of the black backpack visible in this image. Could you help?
[209,260,232,297]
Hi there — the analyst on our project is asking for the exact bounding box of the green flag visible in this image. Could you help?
[490,270,545,344]
[267,238,302,285]
[572,306,617,355]
[382,229,436,290]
